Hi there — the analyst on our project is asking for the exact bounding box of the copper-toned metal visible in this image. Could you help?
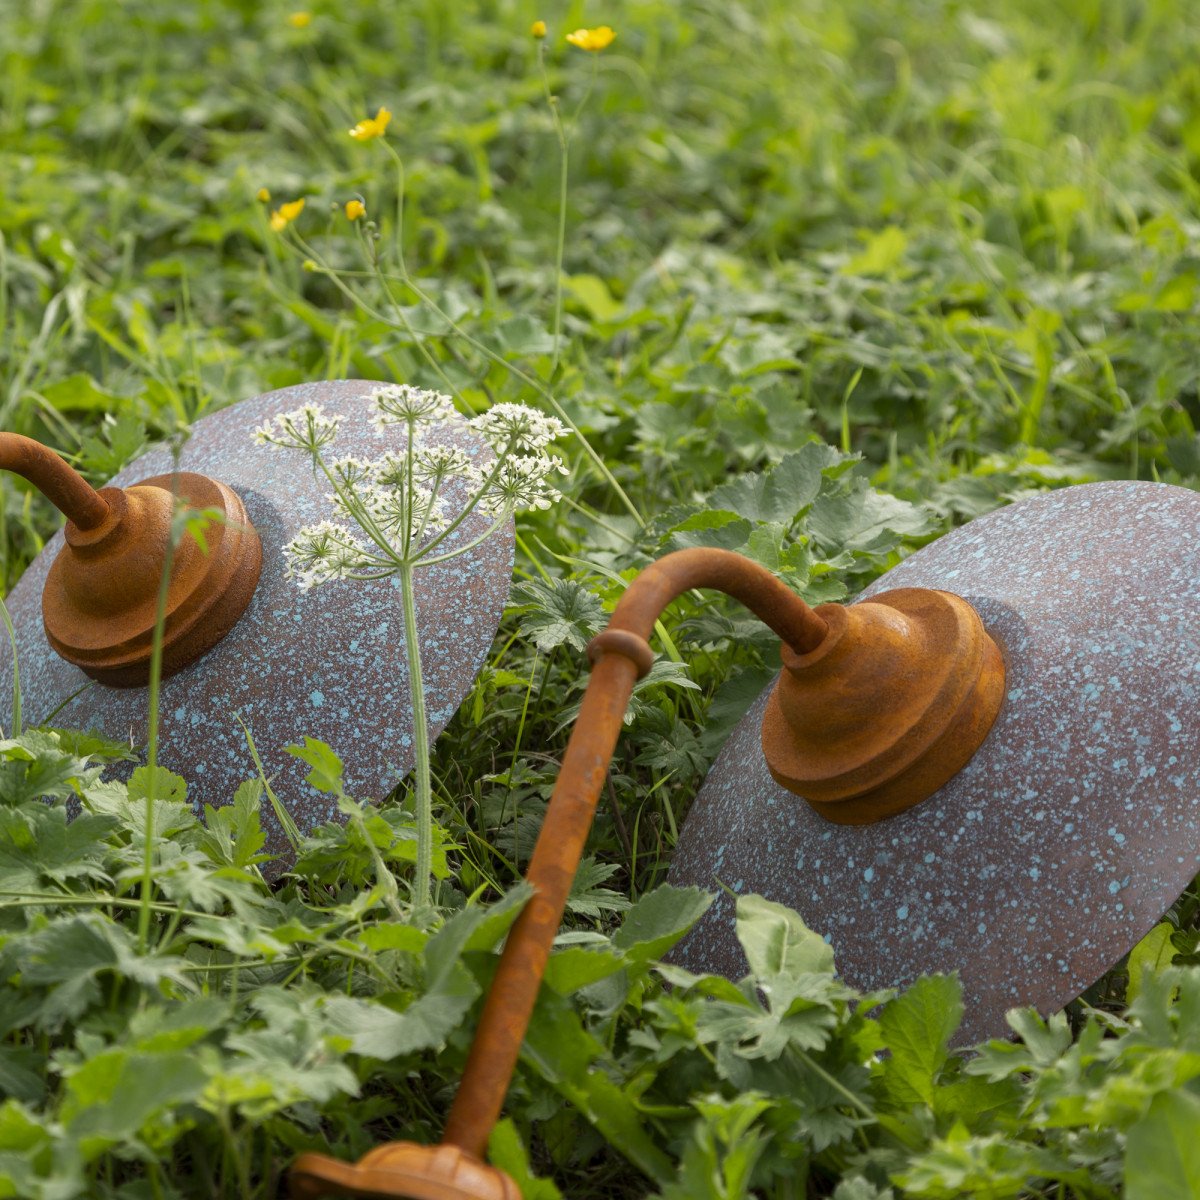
[290,1143,521,1200]
[0,433,111,531]
[42,472,262,687]
[762,588,1005,823]
[1,431,262,687]
[291,548,1000,1199]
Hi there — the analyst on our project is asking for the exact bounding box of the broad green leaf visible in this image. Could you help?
[808,480,933,553]
[613,885,714,963]
[663,511,753,554]
[877,975,963,1107]
[543,945,628,994]
[1127,922,1178,1005]
[735,894,834,983]
[489,1118,564,1200]
[512,577,606,654]
[708,443,841,524]
[286,737,345,795]
[565,274,622,323]
[1126,1089,1200,1200]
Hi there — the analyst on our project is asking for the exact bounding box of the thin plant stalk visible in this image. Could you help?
[136,505,179,955]
[0,594,20,737]
[398,559,433,907]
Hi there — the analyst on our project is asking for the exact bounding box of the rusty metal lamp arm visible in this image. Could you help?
[0,434,111,531]
[0,433,261,687]
[290,547,1005,1200]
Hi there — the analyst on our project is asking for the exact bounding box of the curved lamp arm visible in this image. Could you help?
[443,549,827,1158]
[0,433,260,687]
[0,433,111,531]
[290,548,1005,1200]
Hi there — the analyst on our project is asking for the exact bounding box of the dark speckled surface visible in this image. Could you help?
[0,381,514,868]
[669,481,1200,1043]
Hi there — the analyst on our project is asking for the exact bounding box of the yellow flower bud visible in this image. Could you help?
[256,187,271,203]
[530,19,546,38]
[345,199,366,221]
[287,11,312,27]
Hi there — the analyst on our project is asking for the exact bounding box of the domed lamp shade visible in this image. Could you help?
[668,480,1200,1043]
[287,480,1200,1200]
[0,381,514,863]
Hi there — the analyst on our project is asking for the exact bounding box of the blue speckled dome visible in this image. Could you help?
[0,381,514,869]
[669,480,1200,1043]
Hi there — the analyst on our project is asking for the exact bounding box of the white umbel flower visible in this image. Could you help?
[253,404,343,453]
[370,384,457,430]
[476,453,569,515]
[468,403,567,453]
[283,520,375,589]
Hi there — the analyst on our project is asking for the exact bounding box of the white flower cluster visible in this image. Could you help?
[253,404,342,453]
[371,384,457,430]
[468,403,566,453]
[257,388,569,590]
[283,520,376,591]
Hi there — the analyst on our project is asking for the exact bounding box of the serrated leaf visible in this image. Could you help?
[662,511,752,554]
[512,577,605,654]
[613,885,714,963]
[708,443,841,523]
[808,479,933,553]
[877,975,963,1107]
[285,737,345,795]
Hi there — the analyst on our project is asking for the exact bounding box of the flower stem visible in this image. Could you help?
[137,499,178,955]
[398,559,433,908]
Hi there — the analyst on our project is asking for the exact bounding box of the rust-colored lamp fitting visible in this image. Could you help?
[289,548,1004,1200]
[761,588,1005,823]
[1,434,261,687]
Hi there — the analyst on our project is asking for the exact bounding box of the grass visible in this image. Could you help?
[3,0,1200,1196]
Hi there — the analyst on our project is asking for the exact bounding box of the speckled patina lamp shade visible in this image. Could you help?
[669,481,1200,1043]
[0,381,514,867]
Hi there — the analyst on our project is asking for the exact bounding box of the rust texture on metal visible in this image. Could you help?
[1,433,263,687]
[0,432,111,531]
[43,472,262,686]
[669,480,1200,1045]
[292,548,1002,1199]
[290,1143,522,1200]
[762,588,1006,823]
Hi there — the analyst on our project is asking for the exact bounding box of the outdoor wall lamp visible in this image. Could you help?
[289,478,1200,1200]
[0,382,514,863]
[4,389,1200,1200]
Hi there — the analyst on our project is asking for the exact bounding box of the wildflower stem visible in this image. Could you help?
[137,496,179,955]
[417,516,509,566]
[538,45,570,374]
[398,559,433,908]
[411,431,519,560]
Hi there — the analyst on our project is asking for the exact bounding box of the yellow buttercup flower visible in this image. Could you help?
[530,19,546,38]
[287,11,312,27]
[256,187,271,203]
[269,197,305,232]
[345,199,366,221]
[565,25,614,51]
[348,106,392,141]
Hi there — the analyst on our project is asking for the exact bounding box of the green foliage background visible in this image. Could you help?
[2,0,1200,1196]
